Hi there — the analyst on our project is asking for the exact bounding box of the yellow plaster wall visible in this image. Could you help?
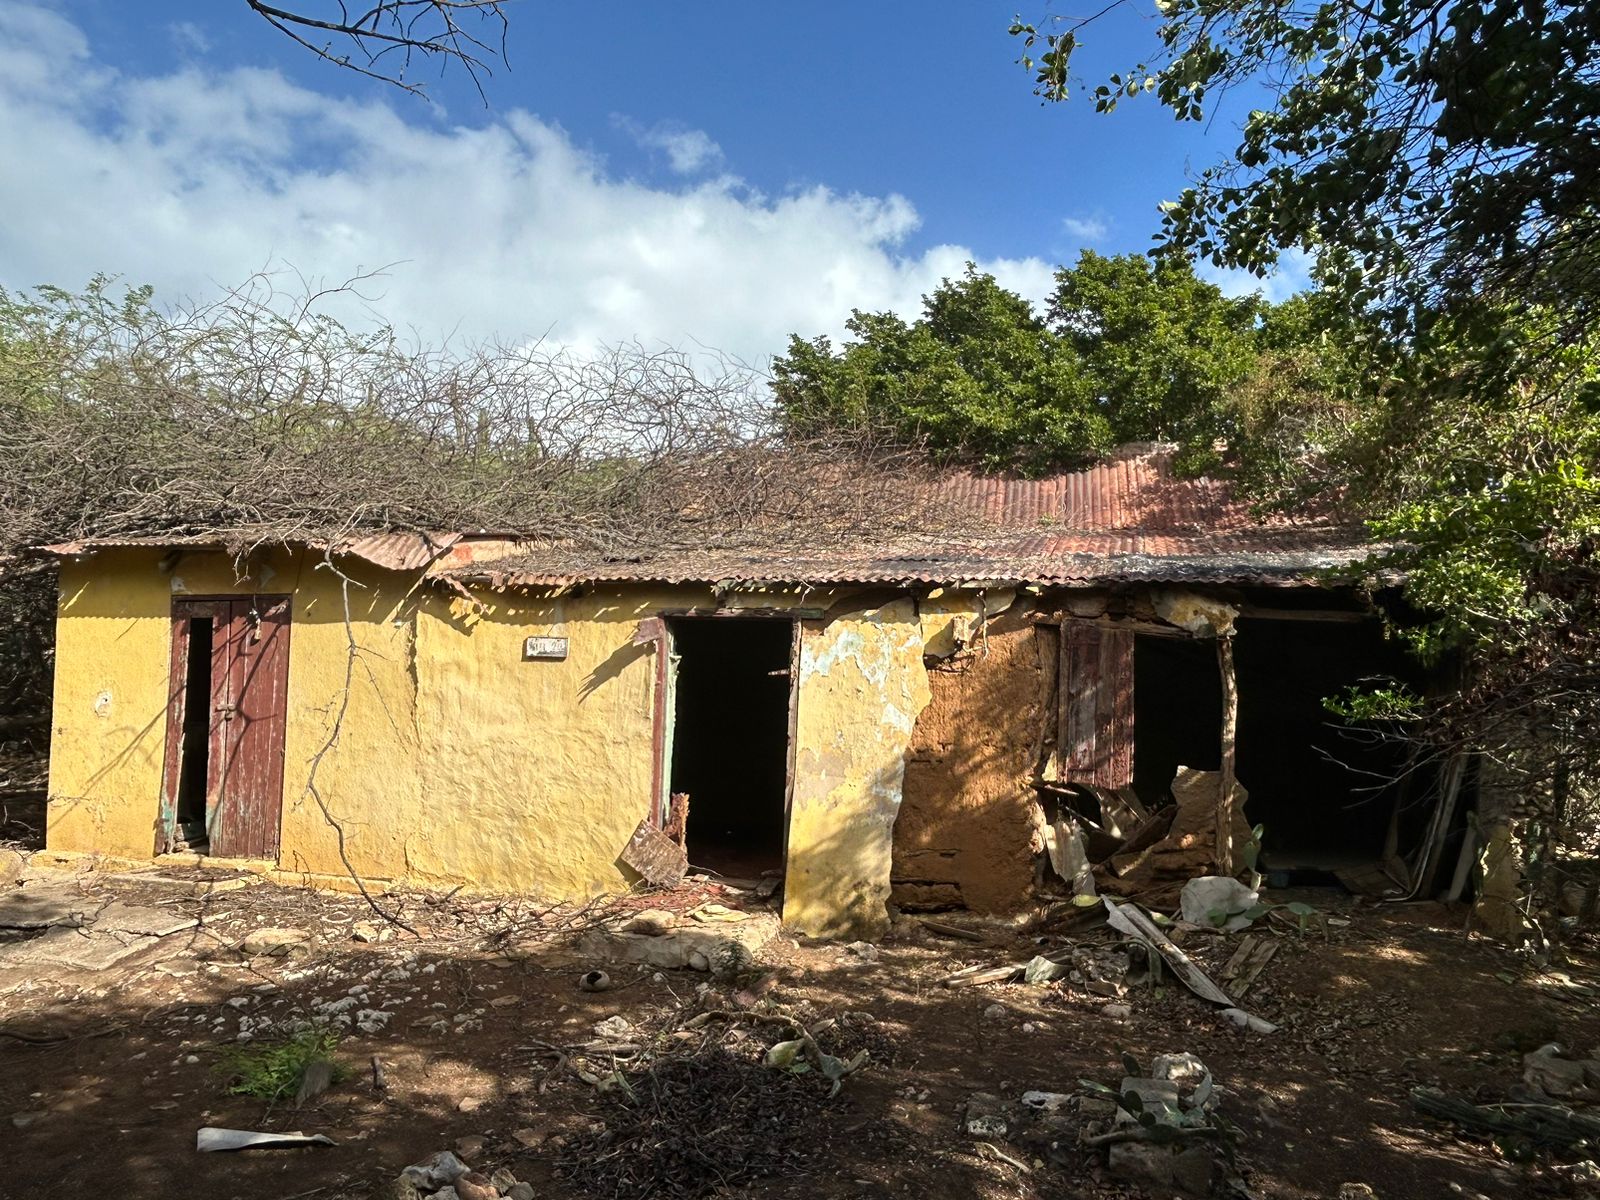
[784,597,933,939]
[47,547,419,875]
[49,555,994,937]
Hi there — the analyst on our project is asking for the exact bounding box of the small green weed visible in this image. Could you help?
[218,1029,344,1104]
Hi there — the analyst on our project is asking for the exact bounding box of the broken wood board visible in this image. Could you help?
[1219,935,1279,998]
[1104,898,1233,1007]
[619,819,688,887]
[1043,815,1096,897]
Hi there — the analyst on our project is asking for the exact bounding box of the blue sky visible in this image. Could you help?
[0,2,1300,362]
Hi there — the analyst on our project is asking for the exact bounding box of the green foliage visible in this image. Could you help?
[774,253,1329,474]
[1323,685,1422,723]
[774,264,1110,473]
[217,1029,343,1104]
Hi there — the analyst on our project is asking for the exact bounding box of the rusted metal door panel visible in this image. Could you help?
[1059,622,1134,789]
[210,597,291,859]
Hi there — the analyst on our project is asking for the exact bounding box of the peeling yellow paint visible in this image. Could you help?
[47,552,966,937]
[785,597,932,939]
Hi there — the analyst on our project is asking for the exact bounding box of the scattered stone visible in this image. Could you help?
[1019,1091,1072,1114]
[511,1128,543,1149]
[489,995,519,1008]
[401,1151,469,1190]
[0,848,23,887]
[1102,1003,1132,1020]
[1339,1185,1379,1200]
[505,1185,534,1200]
[1524,1043,1597,1099]
[11,1111,48,1130]
[434,1189,461,1200]
[388,1177,425,1200]
[964,1092,1010,1137]
[982,1003,1008,1023]
[239,927,312,957]
[1152,1052,1210,1088]
[456,1097,484,1114]
[578,969,612,992]
[1023,955,1069,984]
[454,1171,498,1200]
[1108,1140,1214,1197]
[622,909,678,936]
[489,1167,519,1192]
[455,1134,487,1158]
[592,1015,633,1041]
[843,941,879,964]
[351,922,381,943]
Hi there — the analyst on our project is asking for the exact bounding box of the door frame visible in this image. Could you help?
[646,611,802,865]
[157,595,292,858]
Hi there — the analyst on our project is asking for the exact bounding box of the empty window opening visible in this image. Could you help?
[1132,634,1222,807]
[1234,616,1424,879]
[668,618,794,881]
[174,615,213,852]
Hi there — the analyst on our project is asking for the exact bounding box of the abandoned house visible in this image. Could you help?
[39,444,1446,938]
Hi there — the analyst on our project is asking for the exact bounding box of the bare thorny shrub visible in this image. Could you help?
[0,274,945,837]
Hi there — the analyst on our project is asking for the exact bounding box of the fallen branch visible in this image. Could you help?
[1411,1086,1600,1150]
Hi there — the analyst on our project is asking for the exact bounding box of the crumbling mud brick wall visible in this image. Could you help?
[892,605,1051,914]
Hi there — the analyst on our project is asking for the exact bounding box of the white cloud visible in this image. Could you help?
[0,3,1053,366]
[169,21,211,55]
[612,115,724,175]
[1061,214,1109,243]
[1201,248,1315,304]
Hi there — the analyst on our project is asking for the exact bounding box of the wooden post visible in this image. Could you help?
[1216,634,1239,875]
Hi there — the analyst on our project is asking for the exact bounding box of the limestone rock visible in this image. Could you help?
[240,927,312,956]
[964,1092,1010,1137]
[1108,1140,1214,1197]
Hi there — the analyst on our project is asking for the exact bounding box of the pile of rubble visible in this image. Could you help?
[962,1051,1231,1197]
[1090,768,1254,905]
[394,1150,532,1200]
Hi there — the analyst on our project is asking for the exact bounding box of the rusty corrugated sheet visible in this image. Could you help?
[39,531,460,574]
[441,444,1366,590]
[1059,623,1135,789]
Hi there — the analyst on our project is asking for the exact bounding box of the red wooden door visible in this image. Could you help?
[208,597,291,859]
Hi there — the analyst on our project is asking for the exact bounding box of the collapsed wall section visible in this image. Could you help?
[892,601,1048,914]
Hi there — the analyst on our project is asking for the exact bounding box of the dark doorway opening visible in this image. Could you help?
[1132,634,1222,807]
[174,615,214,851]
[668,618,794,880]
[1235,616,1423,875]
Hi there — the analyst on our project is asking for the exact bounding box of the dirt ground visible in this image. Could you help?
[4,849,1600,1200]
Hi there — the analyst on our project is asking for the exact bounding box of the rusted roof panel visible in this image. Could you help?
[444,446,1368,590]
[40,530,460,573]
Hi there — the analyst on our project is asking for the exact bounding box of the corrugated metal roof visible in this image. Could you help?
[445,446,1368,590]
[40,530,460,573]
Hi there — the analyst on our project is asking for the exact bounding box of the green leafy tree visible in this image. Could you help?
[1013,0,1600,932]
[775,254,1317,474]
[1049,251,1261,469]
[774,265,1110,473]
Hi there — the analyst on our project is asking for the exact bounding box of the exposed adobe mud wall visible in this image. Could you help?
[892,605,1049,914]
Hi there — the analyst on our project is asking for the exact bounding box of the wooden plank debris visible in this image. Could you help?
[1219,935,1279,998]
[619,819,688,887]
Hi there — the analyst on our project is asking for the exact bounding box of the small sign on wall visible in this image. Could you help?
[523,635,569,661]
